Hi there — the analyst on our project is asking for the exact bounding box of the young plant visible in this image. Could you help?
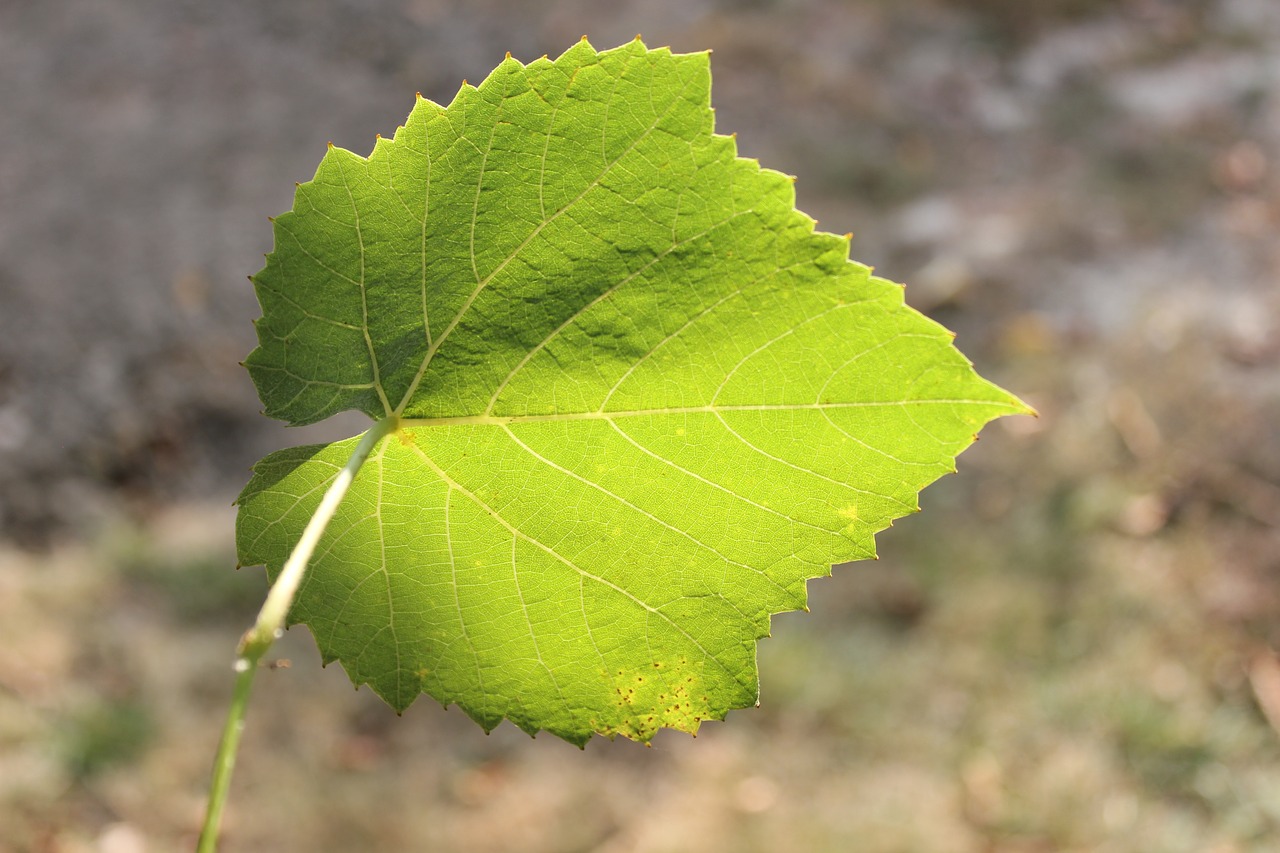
[200,37,1028,849]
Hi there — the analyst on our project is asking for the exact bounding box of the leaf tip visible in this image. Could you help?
[580,34,588,42]
[505,50,512,59]
[327,140,334,149]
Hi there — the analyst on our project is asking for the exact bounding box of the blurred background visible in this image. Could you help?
[2,0,1279,850]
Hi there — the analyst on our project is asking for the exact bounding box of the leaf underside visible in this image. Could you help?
[237,38,1027,745]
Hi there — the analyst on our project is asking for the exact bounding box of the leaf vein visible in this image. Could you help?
[391,64,699,416]
[403,442,752,693]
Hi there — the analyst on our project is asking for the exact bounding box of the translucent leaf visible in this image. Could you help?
[237,38,1028,744]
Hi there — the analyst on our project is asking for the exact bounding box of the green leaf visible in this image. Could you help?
[237,38,1028,745]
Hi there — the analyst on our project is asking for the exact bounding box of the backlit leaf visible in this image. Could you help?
[236,38,1028,744]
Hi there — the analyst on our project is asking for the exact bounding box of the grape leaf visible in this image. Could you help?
[236,38,1028,745]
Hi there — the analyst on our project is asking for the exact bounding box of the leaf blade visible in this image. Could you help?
[239,38,1029,743]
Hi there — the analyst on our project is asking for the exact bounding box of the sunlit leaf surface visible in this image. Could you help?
[237,38,1027,744]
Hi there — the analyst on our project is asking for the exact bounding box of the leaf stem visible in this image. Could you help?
[197,415,399,852]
